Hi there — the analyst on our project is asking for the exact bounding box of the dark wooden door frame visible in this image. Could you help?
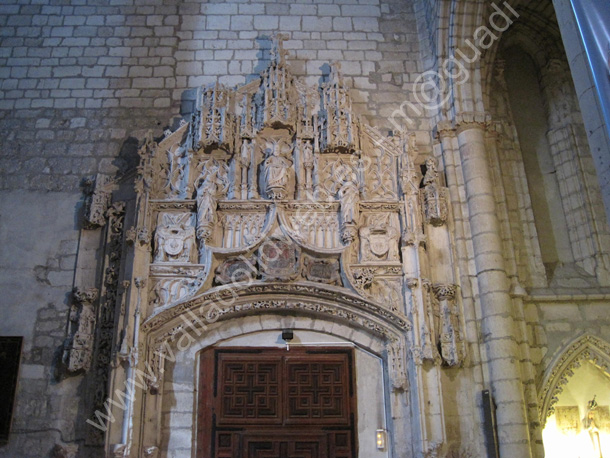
[197,346,358,458]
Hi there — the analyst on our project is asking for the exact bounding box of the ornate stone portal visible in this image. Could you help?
[71,36,467,457]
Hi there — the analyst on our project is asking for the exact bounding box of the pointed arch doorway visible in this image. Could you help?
[197,346,358,458]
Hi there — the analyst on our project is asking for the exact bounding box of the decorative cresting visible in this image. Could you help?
[538,335,610,427]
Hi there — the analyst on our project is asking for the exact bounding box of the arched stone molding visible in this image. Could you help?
[128,283,413,458]
[482,21,564,111]
[538,334,610,427]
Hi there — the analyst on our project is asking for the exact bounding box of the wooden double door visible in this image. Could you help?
[197,347,357,458]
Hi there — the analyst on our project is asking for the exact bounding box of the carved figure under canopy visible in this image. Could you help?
[262,138,292,199]
[338,178,359,225]
[195,160,229,241]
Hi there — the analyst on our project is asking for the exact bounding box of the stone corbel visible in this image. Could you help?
[405,277,419,289]
[82,173,113,229]
[64,287,99,372]
[431,283,457,301]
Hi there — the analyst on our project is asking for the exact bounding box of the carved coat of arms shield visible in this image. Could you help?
[369,231,389,257]
[164,234,184,256]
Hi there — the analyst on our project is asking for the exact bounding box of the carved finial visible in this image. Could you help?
[270,33,289,66]
[329,61,343,81]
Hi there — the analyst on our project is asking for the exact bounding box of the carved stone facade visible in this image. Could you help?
[4,5,610,458]
[68,36,471,458]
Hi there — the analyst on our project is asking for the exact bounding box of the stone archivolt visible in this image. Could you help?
[538,334,610,426]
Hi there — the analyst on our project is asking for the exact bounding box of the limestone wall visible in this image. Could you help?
[0,1,432,457]
[1,0,609,457]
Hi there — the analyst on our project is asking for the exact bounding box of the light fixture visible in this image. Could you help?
[376,429,387,450]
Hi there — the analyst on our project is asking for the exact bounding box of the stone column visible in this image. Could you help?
[455,112,532,457]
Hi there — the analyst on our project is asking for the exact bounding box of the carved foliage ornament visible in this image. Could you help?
[88,201,126,445]
[83,174,112,229]
[64,287,99,372]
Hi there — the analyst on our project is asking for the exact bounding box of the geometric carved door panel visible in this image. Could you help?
[198,347,357,458]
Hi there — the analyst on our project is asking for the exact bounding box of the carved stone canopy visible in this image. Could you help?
[538,334,610,426]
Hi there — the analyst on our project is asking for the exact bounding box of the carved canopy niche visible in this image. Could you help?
[538,334,610,426]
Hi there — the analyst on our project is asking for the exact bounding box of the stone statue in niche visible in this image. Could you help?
[153,213,195,263]
[359,213,400,262]
[430,283,465,367]
[195,159,229,243]
[302,139,314,165]
[262,137,293,199]
[422,157,448,227]
[338,174,360,243]
[301,140,314,195]
[238,138,254,199]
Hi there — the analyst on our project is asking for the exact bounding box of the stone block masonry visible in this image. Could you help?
[0,1,432,457]
[0,0,431,194]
